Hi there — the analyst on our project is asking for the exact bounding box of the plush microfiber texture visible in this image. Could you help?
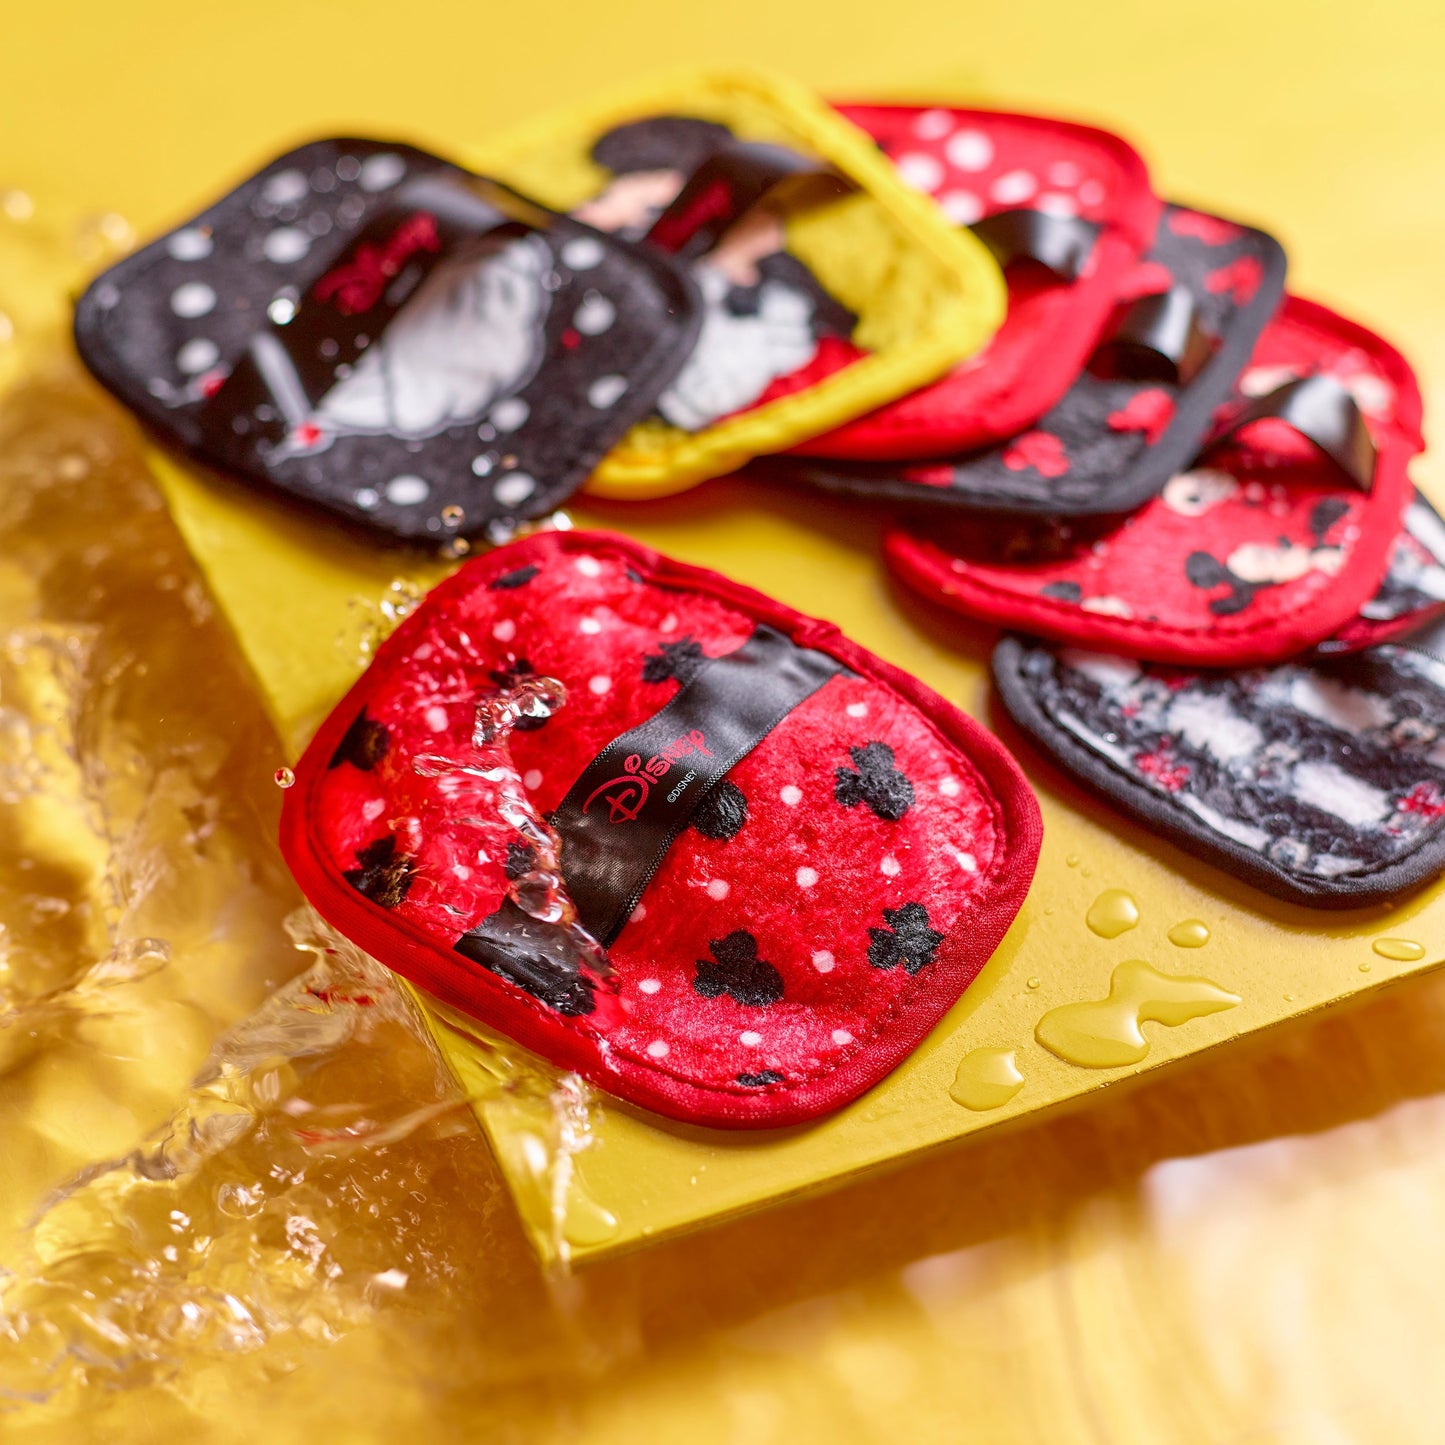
[993,632,1445,907]
[885,298,1424,668]
[1316,489,1445,655]
[467,70,1007,500]
[74,139,700,542]
[776,203,1285,514]
[787,104,1160,461]
[280,531,1042,1128]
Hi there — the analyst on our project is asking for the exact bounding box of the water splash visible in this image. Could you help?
[0,909,469,1401]
[413,674,618,1004]
[0,332,618,1423]
[341,579,424,669]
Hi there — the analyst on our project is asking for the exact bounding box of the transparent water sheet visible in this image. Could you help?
[0,202,632,1427]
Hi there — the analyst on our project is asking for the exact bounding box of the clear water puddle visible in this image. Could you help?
[1035,959,1241,1068]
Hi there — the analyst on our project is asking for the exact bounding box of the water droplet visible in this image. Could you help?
[273,767,295,788]
[440,537,470,559]
[1359,961,1373,973]
[2,189,36,222]
[1085,889,1139,939]
[1026,977,1041,990]
[440,504,464,529]
[1372,938,1425,962]
[1167,919,1211,949]
[950,1047,1024,1111]
[1035,959,1240,1068]
[1066,853,1080,867]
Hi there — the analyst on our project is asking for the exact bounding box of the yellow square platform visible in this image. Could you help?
[150,443,1445,1265]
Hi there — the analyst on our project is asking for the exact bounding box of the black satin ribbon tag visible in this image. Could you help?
[645,140,850,260]
[1204,374,1376,493]
[455,897,601,1016]
[198,173,556,449]
[968,208,1100,282]
[549,624,845,944]
[1091,286,1218,386]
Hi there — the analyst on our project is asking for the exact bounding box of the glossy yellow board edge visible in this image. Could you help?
[463,67,1007,497]
[149,447,1445,1268]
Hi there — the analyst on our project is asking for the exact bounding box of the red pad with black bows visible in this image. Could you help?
[787,103,1160,461]
[884,298,1423,668]
[774,203,1286,514]
[279,531,1041,1128]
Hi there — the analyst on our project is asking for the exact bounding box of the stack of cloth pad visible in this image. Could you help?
[766,108,1445,912]
[73,71,1445,1125]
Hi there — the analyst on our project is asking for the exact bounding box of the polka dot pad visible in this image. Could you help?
[286,530,1041,1126]
[787,104,1161,461]
[74,138,698,540]
[885,298,1426,668]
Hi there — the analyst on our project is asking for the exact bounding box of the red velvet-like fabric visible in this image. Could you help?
[280,531,1042,1128]
[789,104,1159,460]
[884,297,1424,668]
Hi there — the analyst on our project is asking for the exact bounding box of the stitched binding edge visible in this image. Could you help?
[279,529,1043,1129]
[467,67,1009,499]
[991,635,1445,908]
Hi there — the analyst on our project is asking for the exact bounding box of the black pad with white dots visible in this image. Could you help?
[75,138,700,542]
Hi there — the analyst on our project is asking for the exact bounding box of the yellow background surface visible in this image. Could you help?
[5,1,1445,1440]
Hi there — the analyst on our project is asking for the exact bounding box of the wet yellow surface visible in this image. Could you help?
[4,1,1445,1440]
